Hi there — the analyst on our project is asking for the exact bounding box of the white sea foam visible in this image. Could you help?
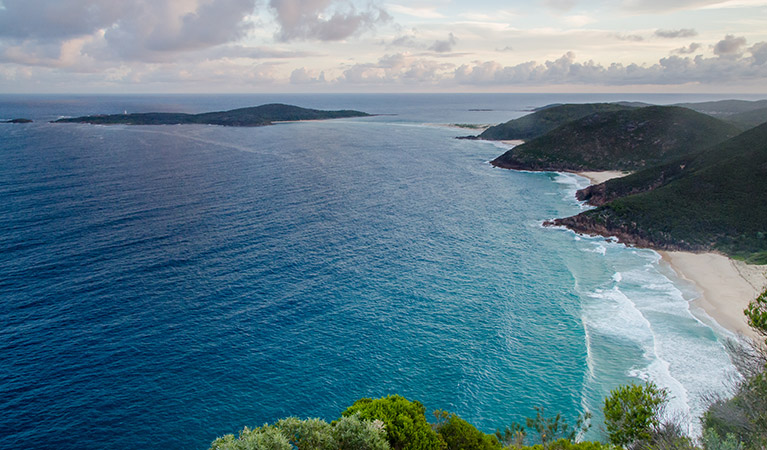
[574,239,738,437]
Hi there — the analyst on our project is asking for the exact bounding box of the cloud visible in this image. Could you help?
[452,41,767,86]
[0,0,259,63]
[269,0,391,41]
[340,52,454,84]
[673,42,702,54]
[614,33,644,42]
[0,0,127,40]
[655,28,698,38]
[429,33,456,53]
[388,34,419,48]
[750,42,767,65]
[713,34,747,58]
[542,0,577,11]
[386,4,444,19]
[290,67,326,83]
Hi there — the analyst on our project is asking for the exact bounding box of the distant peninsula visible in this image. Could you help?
[489,105,741,172]
[477,100,767,262]
[52,103,370,127]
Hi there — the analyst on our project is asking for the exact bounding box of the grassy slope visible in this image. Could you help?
[559,122,767,262]
[54,103,370,126]
[491,106,741,171]
[477,103,633,140]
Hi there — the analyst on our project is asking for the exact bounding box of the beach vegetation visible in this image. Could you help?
[433,410,502,450]
[342,395,446,450]
[603,382,669,448]
[745,288,767,345]
[210,415,390,450]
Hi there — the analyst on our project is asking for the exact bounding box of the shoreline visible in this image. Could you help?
[574,170,630,185]
[659,251,767,342]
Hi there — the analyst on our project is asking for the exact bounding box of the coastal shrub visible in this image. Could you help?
[496,422,527,448]
[517,438,616,450]
[274,417,334,450]
[745,288,767,346]
[603,382,668,448]
[210,425,292,450]
[703,372,767,450]
[342,395,446,450]
[333,413,391,450]
[433,411,501,450]
[701,429,742,450]
[524,407,591,449]
[637,420,696,450]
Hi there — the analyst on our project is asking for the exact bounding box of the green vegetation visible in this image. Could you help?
[52,103,370,127]
[476,103,634,141]
[491,106,740,172]
[700,288,767,450]
[553,121,767,260]
[434,411,502,450]
[725,108,767,130]
[674,99,767,116]
[603,383,668,447]
[342,395,445,450]
[211,414,390,450]
[671,99,767,130]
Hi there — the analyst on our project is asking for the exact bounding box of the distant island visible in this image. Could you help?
[3,118,33,123]
[52,103,370,127]
[477,100,767,263]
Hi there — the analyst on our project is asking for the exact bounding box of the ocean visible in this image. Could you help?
[0,93,749,449]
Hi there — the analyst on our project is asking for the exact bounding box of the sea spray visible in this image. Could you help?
[559,230,738,437]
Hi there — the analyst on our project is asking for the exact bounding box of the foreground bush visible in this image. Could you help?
[342,395,445,450]
[433,411,501,450]
[210,414,390,450]
[603,382,668,448]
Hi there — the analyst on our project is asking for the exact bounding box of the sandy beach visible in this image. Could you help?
[575,170,630,185]
[660,251,767,341]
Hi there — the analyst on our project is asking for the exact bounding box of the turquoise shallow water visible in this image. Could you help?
[0,94,744,449]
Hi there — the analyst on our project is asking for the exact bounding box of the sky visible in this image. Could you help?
[1,0,766,93]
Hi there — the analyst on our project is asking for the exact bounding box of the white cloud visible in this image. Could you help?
[386,4,445,19]
[269,0,391,41]
[542,0,578,11]
[0,0,260,63]
[451,43,767,86]
[290,67,326,83]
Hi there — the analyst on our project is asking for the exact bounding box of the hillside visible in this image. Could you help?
[53,103,370,126]
[491,106,741,172]
[551,122,767,263]
[675,99,767,130]
[472,103,635,140]
[726,107,767,130]
[675,99,767,115]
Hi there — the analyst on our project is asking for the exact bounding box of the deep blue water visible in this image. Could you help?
[0,94,746,449]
